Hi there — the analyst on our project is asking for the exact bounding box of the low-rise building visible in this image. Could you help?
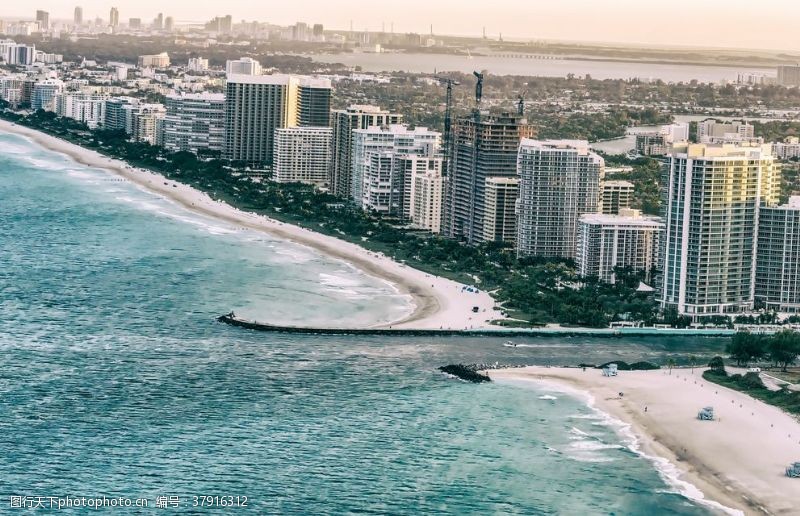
[137,52,170,68]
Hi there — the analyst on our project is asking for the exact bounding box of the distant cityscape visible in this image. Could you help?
[2,7,800,326]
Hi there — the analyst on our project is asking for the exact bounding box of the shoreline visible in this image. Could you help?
[0,119,504,330]
[488,366,800,515]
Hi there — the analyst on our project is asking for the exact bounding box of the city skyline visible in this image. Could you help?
[3,0,800,52]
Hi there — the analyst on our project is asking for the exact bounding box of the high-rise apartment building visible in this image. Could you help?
[273,127,333,187]
[35,11,49,31]
[109,7,119,28]
[755,196,800,313]
[329,105,402,198]
[516,139,603,258]
[411,167,444,233]
[164,17,174,31]
[104,96,140,131]
[660,143,780,318]
[130,104,166,145]
[163,93,225,154]
[31,79,63,110]
[350,125,441,218]
[600,180,634,214]
[225,57,261,76]
[483,177,519,244]
[777,65,800,87]
[129,18,141,29]
[4,43,36,66]
[576,209,663,284]
[222,74,331,165]
[443,112,534,245]
[74,7,83,25]
[153,13,164,30]
[53,92,108,129]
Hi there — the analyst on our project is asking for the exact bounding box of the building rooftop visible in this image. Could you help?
[520,138,594,155]
[580,210,664,227]
[669,142,773,159]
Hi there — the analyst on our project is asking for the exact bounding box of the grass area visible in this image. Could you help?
[703,369,800,417]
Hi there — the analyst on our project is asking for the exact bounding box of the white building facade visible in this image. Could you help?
[273,127,333,187]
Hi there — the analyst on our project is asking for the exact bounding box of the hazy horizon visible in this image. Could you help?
[3,0,800,53]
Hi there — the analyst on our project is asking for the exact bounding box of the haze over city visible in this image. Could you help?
[4,0,800,51]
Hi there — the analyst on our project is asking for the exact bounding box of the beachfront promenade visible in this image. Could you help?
[218,313,736,337]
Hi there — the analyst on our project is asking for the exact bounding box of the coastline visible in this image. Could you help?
[488,366,800,515]
[0,119,504,330]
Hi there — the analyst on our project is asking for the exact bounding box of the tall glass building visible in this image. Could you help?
[660,143,780,318]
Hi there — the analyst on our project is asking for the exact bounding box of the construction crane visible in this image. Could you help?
[436,76,460,177]
[473,71,484,105]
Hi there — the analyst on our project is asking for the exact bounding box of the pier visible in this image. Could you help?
[217,313,735,338]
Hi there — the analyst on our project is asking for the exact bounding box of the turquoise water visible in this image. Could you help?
[0,132,725,514]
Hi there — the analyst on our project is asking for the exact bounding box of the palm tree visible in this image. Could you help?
[689,355,697,373]
[667,358,677,375]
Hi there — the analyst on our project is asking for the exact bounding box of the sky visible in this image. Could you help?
[6,0,800,52]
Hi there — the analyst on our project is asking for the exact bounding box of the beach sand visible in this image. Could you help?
[488,366,800,515]
[0,119,504,329]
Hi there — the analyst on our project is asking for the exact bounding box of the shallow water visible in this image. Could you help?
[0,131,727,514]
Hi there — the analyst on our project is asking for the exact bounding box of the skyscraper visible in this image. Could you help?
[755,196,800,313]
[329,105,402,198]
[443,112,533,245]
[660,143,780,318]
[35,10,49,31]
[109,8,119,28]
[153,13,164,30]
[223,74,331,166]
[74,7,83,25]
[164,17,174,31]
[515,139,603,258]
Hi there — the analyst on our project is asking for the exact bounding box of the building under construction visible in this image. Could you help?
[442,112,534,245]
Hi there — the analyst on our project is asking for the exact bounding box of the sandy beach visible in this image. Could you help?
[0,119,504,329]
[488,366,800,515]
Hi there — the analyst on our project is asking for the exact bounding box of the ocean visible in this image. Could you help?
[0,131,729,514]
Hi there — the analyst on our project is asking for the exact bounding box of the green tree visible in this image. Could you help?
[726,331,765,367]
[768,330,800,372]
[667,358,676,375]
